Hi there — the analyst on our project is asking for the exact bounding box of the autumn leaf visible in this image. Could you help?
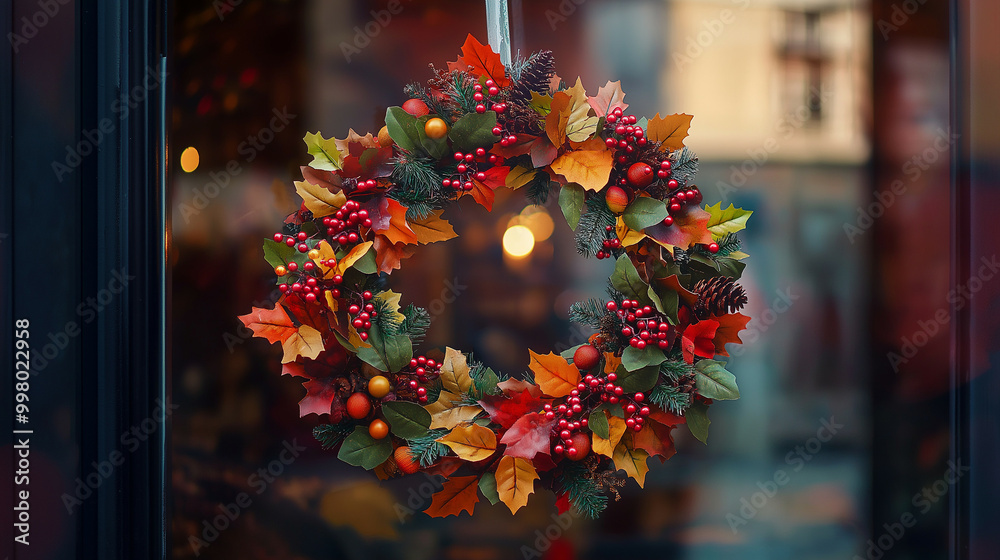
[644,206,713,253]
[506,165,538,191]
[437,424,497,462]
[495,456,538,514]
[616,216,647,247]
[439,347,473,396]
[499,412,558,460]
[281,324,324,363]
[373,290,406,325]
[646,113,693,151]
[467,165,510,211]
[653,274,700,307]
[335,128,379,154]
[712,313,751,356]
[424,390,463,415]
[372,236,416,274]
[705,202,753,239]
[545,92,570,147]
[299,377,339,417]
[550,149,614,192]
[562,78,600,142]
[604,353,622,375]
[294,180,346,218]
[334,241,375,276]
[612,432,650,487]
[479,389,546,429]
[303,131,342,171]
[588,80,629,117]
[408,210,458,244]
[632,416,678,461]
[424,476,480,518]
[373,199,418,245]
[496,378,543,398]
[529,136,558,168]
[528,350,581,398]
[530,91,552,116]
[311,240,339,280]
[429,406,483,430]
[592,415,627,458]
[455,34,509,86]
[491,134,536,158]
[238,304,296,344]
[681,319,719,364]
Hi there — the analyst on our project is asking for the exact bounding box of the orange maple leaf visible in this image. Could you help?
[408,210,458,244]
[549,148,614,192]
[712,312,751,356]
[452,34,509,87]
[238,305,296,344]
[372,235,416,274]
[528,350,581,398]
[646,113,693,151]
[373,199,417,245]
[423,476,480,518]
[467,165,510,211]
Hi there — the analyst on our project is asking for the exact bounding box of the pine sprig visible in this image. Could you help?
[659,359,693,381]
[669,147,699,188]
[525,171,553,205]
[395,304,431,345]
[407,429,450,467]
[555,462,609,519]
[403,81,456,122]
[648,382,691,415]
[313,424,354,450]
[568,298,609,329]
[575,195,615,257]
[389,155,449,220]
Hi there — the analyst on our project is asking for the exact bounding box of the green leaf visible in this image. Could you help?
[263,239,311,285]
[351,245,378,274]
[694,359,740,400]
[610,255,651,303]
[448,112,499,152]
[303,132,342,171]
[332,330,357,353]
[356,345,388,371]
[338,426,393,469]
[558,183,586,230]
[685,402,710,444]
[648,284,679,324]
[622,197,669,231]
[382,401,431,439]
[588,407,611,440]
[479,472,501,505]
[382,333,414,373]
[705,202,752,239]
[714,257,746,280]
[559,343,585,360]
[621,345,667,372]
[385,107,423,153]
[616,363,660,392]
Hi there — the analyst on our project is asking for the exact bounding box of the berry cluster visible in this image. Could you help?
[474,78,520,147]
[399,355,442,403]
[604,106,647,163]
[323,199,370,250]
[606,299,676,350]
[442,148,503,192]
[348,290,375,341]
[595,224,622,260]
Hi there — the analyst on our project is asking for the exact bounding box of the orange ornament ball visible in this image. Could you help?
[424,117,448,139]
[605,186,629,213]
[378,125,393,147]
[346,393,371,420]
[401,98,429,117]
[394,446,421,474]
[368,375,391,398]
[567,433,591,461]
[369,419,390,439]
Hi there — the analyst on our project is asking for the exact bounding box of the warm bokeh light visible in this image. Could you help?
[179,146,200,172]
[518,207,555,241]
[502,225,535,258]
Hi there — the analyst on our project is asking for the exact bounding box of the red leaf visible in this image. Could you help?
[455,34,509,87]
[648,407,686,426]
[713,313,751,356]
[299,377,338,417]
[282,295,331,335]
[467,165,510,211]
[238,305,296,344]
[496,378,543,398]
[424,475,480,518]
[555,493,571,515]
[499,412,557,460]
[529,136,558,168]
[479,389,546,429]
[632,416,678,461]
[645,206,714,252]
[361,196,391,232]
[681,319,719,364]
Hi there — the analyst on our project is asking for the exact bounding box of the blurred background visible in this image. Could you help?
[165,1,996,559]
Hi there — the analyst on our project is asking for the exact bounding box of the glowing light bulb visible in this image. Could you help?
[503,225,535,258]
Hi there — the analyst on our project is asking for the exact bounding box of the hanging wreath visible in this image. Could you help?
[239,35,753,519]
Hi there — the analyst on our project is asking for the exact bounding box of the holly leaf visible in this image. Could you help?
[437,423,497,462]
[558,183,585,230]
[592,415,627,458]
[685,401,711,444]
[622,196,670,231]
[263,239,310,281]
[479,389,546,429]
[384,107,423,154]
[528,350,580,398]
[646,113,693,151]
[337,427,392,469]
[374,199,418,245]
[380,401,431,439]
[713,313,751,356]
[694,359,740,400]
[495,456,538,514]
[620,346,667,373]
[610,255,652,303]
[449,111,499,152]
[281,324,324,363]
[303,131,342,171]
[456,34,509,86]
[644,206,713,254]
[705,202,753,239]
[681,319,719,364]
[428,405,483,430]
[238,305,296,344]
[530,92,553,116]
[612,432,650,487]
[616,363,661,394]
[479,473,501,505]
[499,412,558,460]
[408,210,458,244]
[424,475,480,518]
[439,347,473,396]
[589,406,611,440]
[587,80,629,117]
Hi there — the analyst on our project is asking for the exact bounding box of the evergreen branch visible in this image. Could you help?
[555,462,609,519]
[407,429,450,467]
[568,298,609,330]
[395,304,431,345]
[575,194,615,257]
[659,359,693,381]
[313,423,354,450]
[525,171,553,205]
[648,383,691,415]
[668,147,699,188]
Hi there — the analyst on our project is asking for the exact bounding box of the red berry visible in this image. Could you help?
[346,393,371,419]
[606,301,617,311]
[362,291,373,300]
[708,242,720,254]
[273,233,283,242]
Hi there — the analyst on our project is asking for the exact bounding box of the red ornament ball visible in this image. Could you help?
[573,344,601,371]
[566,433,591,461]
[401,98,429,117]
[626,162,654,188]
[346,393,371,419]
[394,446,421,474]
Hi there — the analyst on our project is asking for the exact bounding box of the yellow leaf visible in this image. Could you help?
[429,405,483,429]
[506,165,538,190]
[593,415,627,458]
[424,476,480,518]
[437,424,497,462]
[373,290,406,325]
[324,290,339,315]
[303,131,342,171]
[424,390,462,415]
[495,456,538,514]
[439,347,472,396]
[528,350,580,398]
[374,199,418,246]
[334,241,374,276]
[408,210,458,244]
[280,324,324,363]
[530,91,553,116]
[294,180,347,218]
[646,113,693,151]
[348,323,372,349]
[334,128,379,153]
[311,240,339,280]
[612,432,650,487]
[616,216,647,247]
[729,250,750,260]
[550,149,614,192]
[563,77,600,142]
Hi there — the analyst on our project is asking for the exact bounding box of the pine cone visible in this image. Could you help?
[510,50,555,102]
[693,276,747,318]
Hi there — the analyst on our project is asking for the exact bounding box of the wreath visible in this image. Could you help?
[238,35,753,519]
